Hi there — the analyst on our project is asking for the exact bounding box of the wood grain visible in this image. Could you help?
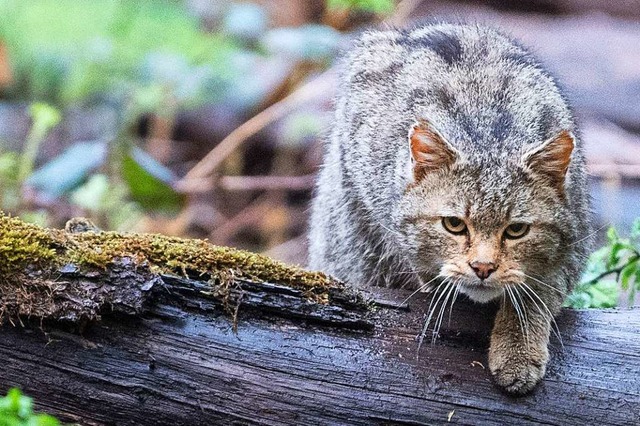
[1,281,638,425]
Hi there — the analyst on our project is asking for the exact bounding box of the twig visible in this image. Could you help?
[175,174,316,194]
[220,174,316,192]
[582,254,639,286]
[175,71,335,189]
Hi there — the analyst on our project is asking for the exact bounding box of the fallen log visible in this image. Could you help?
[0,215,639,425]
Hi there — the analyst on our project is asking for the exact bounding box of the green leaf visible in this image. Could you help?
[26,141,107,198]
[631,267,640,305]
[0,387,32,417]
[631,218,640,240]
[607,226,619,244]
[620,258,638,290]
[17,102,62,182]
[70,174,111,210]
[121,148,183,213]
[29,103,62,130]
[585,280,619,308]
[0,388,60,425]
[607,241,636,268]
[607,242,623,269]
[0,151,19,181]
[28,414,60,426]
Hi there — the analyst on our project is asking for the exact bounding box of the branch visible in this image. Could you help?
[0,214,368,328]
[174,72,335,193]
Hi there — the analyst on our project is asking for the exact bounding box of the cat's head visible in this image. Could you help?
[397,119,576,303]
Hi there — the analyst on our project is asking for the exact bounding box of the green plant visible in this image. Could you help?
[0,388,60,426]
[327,0,396,14]
[17,103,61,182]
[70,174,144,232]
[0,0,237,108]
[0,103,61,225]
[566,219,640,308]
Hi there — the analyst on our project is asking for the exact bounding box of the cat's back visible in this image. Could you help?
[342,23,573,158]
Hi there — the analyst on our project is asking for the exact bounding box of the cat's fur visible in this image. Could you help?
[308,23,590,394]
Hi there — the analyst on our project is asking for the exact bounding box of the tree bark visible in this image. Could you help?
[1,271,638,425]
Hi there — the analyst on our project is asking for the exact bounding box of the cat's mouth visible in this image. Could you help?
[437,264,511,303]
[458,281,503,303]
[446,275,504,303]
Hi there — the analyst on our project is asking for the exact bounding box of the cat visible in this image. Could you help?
[308,23,591,395]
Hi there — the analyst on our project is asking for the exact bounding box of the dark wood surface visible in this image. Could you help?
[1,277,638,426]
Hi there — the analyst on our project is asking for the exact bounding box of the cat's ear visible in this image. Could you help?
[408,119,459,181]
[521,130,575,193]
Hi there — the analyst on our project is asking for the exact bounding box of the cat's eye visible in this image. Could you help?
[442,217,467,235]
[504,223,530,239]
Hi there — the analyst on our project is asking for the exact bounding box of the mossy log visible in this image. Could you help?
[0,214,366,328]
[1,215,639,425]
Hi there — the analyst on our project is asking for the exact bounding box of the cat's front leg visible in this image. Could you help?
[488,293,556,395]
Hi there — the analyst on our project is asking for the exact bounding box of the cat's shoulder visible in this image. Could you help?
[344,22,543,75]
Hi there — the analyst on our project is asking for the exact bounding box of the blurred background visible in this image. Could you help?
[0,0,639,305]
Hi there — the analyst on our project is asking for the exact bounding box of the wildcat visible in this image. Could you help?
[308,23,590,394]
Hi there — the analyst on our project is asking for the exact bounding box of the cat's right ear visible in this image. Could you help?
[408,119,459,181]
[521,130,574,194]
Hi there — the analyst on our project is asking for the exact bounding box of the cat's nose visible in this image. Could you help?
[469,261,496,280]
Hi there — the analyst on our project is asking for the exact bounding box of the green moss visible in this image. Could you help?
[0,214,61,274]
[0,213,338,305]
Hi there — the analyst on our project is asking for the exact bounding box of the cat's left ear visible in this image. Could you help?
[521,130,575,193]
[408,119,460,182]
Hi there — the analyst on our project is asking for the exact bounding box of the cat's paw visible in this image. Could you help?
[489,352,547,395]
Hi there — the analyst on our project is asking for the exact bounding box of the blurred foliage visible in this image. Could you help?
[121,147,182,212]
[566,219,640,308]
[17,103,61,182]
[327,0,395,14]
[262,25,340,62]
[0,0,345,229]
[0,388,60,426]
[0,0,236,109]
[71,174,143,231]
[26,141,107,199]
[223,3,268,42]
[0,103,62,226]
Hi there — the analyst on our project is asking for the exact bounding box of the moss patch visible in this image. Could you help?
[0,213,340,324]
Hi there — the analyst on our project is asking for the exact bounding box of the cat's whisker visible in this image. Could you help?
[401,274,443,305]
[566,222,609,247]
[420,279,448,337]
[432,279,458,343]
[447,279,462,326]
[522,273,566,296]
[510,285,532,350]
[417,279,453,353]
[519,282,565,351]
[394,266,438,276]
[505,285,529,351]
